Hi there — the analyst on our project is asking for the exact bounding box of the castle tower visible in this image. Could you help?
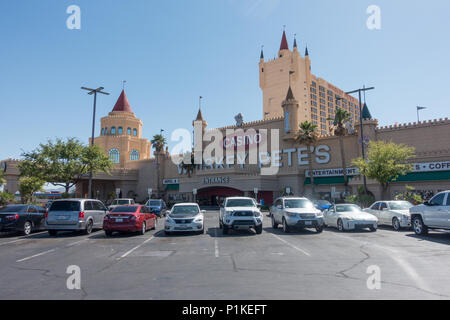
[259,29,362,136]
[92,90,151,167]
[281,86,299,140]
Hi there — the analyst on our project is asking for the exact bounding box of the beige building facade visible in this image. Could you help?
[2,32,449,206]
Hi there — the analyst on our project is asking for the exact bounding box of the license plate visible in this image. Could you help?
[304,221,312,226]
[115,218,123,223]
[57,216,69,220]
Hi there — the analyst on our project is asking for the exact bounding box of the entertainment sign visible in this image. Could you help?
[305,167,360,178]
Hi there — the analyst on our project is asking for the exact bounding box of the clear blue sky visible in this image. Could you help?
[1,0,449,160]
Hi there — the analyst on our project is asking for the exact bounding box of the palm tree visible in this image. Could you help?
[151,134,167,197]
[328,108,351,193]
[150,134,167,152]
[295,121,318,195]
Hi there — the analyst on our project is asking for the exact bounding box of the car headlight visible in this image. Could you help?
[166,217,175,224]
[225,211,232,217]
[194,217,203,222]
[286,212,297,217]
[316,211,323,217]
[342,217,353,221]
[253,211,261,217]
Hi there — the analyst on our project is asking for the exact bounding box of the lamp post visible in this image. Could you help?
[81,86,109,198]
[345,86,375,194]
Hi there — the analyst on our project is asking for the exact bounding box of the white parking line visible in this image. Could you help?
[119,236,154,259]
[0,239,26,246]
[270,233,311,257]
[16,249,56,263]
[214,229,219,258]
[66,239,88,247]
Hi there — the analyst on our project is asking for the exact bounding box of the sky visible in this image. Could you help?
[1,0,449,161]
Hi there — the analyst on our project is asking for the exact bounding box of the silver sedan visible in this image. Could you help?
[324,204,378,232]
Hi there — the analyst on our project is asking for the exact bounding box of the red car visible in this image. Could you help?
[103,205,156,236]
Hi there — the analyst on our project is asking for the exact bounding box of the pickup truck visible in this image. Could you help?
[219,197,263,235]
[410,191,450,235]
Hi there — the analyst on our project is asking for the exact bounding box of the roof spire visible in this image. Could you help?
[260,45,264,59]
[280,28,289,51]
[112,90,133,113]
[362,102,372,120]
[293,34,297,49]
[285,86,295,101]
[305,44,309,56]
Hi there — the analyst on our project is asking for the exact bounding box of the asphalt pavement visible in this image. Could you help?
[1,211,450,300]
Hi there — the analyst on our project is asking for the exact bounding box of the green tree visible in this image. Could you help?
[150,134,167,196]
[0,191,14,206]
[18,176,45,204]
[328,108,351,192]
[19,138,112,194]
[151,134,167,152]
[0,170,5,186]
[295,121,319,195]
[352,140,415,199]
[394,185,423,205]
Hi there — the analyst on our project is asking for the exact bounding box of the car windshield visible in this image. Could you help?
[0,205,26,213]
[148,200,161,206]
[112,206,138,213]
[335,204,362,213]
[315,200,331,206]
[226,199,255,208]
[284,199,315,209]
[50,201,80,212]
[389,201,413,210]
[113,200,130,205]
[171,205,199,215]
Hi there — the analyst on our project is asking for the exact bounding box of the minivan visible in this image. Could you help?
[45,199,108,236]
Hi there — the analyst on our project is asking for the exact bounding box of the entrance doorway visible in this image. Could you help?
[197,187,244,207]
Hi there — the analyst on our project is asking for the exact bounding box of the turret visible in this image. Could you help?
[282,86,299,140]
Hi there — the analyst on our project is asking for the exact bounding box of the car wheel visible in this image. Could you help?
[219,220,223,229]
[83,220,93,235]
[282,218,290,233]
[105,230,113,237]
[392,217,401,231]
[271,216,279,229]
[315,225,324,233]
[48,230,58,236]
[23,221,32,236]
[255,224,263,234]
[223,224,229,235]
[139,222,146,236]
[337,219,345,232]
[369,225,377,232]
[413,216,428,235]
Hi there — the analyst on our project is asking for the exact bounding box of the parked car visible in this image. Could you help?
[145,199,168,217]
[164,203,205,235]
[108,198,135,211]
[270,197,324,233]
[313,200,332,212]
[219,197,263,235]
[410,190,450,235]
[364,201,413,231]
[45,199,108,236]
[324,203,378,232]
[0,205,46,235]
[103,205,156,236]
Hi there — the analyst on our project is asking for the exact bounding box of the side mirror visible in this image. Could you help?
[257,204,262,209]
[423,201,430,206]
[277,205,282,210]
[201,210,206,214]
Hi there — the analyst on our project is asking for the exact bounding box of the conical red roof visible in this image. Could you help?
[280,30,289,51]
[112,90,133,113]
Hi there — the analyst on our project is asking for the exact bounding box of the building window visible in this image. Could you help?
[118,127,123,135]
[127,127,131,135]
[133,128,137,136]
[111,127,116,135]
[311,81,316,88]
[101,128,104,136]
[108,148,120,164]
[104,128,108,135]
[130,149,140,161]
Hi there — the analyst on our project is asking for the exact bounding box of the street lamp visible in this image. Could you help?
[345,86,375,194]
[81,86,109,199]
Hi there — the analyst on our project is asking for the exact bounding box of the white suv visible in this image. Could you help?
[219,197,263,235]
[410,191,450,235]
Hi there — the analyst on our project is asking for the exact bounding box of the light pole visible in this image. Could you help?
[81,86,109,198]
[417,106,426,122]
[345,86,375,194]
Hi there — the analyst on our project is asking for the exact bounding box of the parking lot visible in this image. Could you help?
[1,210,450,300]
